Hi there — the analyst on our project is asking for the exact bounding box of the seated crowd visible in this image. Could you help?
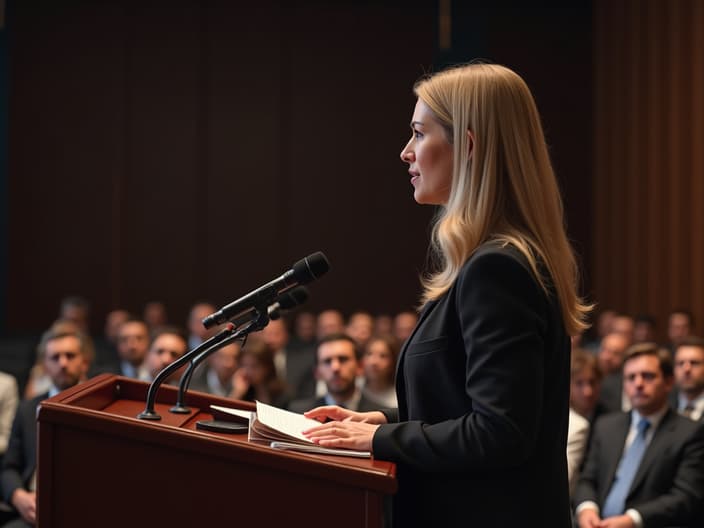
[1,298,703,526]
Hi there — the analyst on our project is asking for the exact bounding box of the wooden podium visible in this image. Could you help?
[36,374,396,527]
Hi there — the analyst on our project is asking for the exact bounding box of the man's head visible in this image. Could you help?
[393,311,418,344]
[145,326,188,381]
[316,333,361,402]
[294,311,316,343]
[633,314,656,343]
[346,311,374,348]
[260,318,289,352]
[188,302,217,341]
[59,295,90,333]
[570,348,603,418]
[38,326,91,391]
[597,332,630,375]
[674,336,704,401]
[208,342,241,385]
[611,313,634,345]
[316,310,345,341]
[143,301,168,329]
[622,343,674,415]
[105,309,130,344]
[668,310,693,346]
[117,319,150,367]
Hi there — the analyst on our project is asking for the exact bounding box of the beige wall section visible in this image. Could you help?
[593,0,704,340]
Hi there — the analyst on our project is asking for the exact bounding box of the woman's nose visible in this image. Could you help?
[400,140,414,162]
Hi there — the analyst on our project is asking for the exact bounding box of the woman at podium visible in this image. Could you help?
[303,62,590,527]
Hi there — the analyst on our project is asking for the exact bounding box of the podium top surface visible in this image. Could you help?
[38,374,397,494]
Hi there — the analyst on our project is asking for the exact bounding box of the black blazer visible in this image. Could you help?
[373,243,572,527]
[574,408,704,526]
[1,393,46,504]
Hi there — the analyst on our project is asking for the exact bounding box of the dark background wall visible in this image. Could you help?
[1,1,593,336]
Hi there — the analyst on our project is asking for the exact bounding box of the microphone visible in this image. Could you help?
[268,286,309,320]
[202,252,329,329]
[169,286,312,415]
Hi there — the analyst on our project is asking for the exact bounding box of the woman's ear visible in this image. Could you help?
[467,130,475,159]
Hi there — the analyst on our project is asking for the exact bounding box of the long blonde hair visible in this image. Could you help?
[416,63,590,335]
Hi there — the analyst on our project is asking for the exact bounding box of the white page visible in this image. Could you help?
[255,401,322,443]
[210,405,253,421]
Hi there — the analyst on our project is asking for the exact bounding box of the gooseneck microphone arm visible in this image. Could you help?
[137,323,238,420]
[169,329,252,415]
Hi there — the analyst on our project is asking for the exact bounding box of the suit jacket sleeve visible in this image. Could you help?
[373,250,551,472]
[0,400,31,503]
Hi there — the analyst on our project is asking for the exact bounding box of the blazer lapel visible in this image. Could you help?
[394,300,438,418]
[600,413,631,504]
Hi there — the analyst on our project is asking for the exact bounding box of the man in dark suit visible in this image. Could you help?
[575,343,704,528]
[672,337,704,422]
[1,326,91,527]
[288,334,377,414]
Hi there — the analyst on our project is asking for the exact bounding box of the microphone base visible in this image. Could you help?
[169,405,192,414]
[137,410,162,420]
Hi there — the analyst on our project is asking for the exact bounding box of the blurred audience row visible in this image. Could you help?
[1,298,703,526]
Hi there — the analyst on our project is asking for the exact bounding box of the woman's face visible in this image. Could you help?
[363,339,395,384]
[400,99,454,205]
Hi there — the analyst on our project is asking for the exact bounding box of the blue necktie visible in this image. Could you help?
[601,418,651,517]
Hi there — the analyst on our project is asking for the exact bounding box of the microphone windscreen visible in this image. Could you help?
[278,286,310,310]
[292,252,330,284]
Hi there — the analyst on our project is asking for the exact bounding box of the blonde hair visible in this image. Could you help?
[415,63,591,335]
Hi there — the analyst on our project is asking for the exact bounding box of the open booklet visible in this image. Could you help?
[247,401,371,458]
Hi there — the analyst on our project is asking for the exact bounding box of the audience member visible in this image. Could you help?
[94,309,130,369]
[143,301,168,331]
[230,339,288,407]
[611,313,635,346]
[110,319,151,381]
[144,326,188,384]
[574,343,704,528]
[189,342,241,397]
[570,349,607,429]
[0,374,18,468]
[597,332,632,413]
[316,310,345,341]
[260,318,316,400]
[672,337,704,422]
[23,320,95,398]
[392,311,417,345]
[373,314,393,337]
[567,408,589,495]
[346,312,374,350]
[1,325,92,527]
[633,314,656,344]
[290,312,316,350]
[186,302,218,350]
[583,308,616,352]
[597,332,630,378]
[288,334,377,413]
[58,295,90,334]
[667,309,693,355]
[361,335,398,409]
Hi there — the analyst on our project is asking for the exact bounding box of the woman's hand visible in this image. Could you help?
[304,406,388,425]
[302,419,381,452]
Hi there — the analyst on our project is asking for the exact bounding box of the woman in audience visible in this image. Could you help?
[229,338,288,408]
[361,335,398,408]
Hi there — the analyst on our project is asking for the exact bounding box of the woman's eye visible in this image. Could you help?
[413,130,424,139]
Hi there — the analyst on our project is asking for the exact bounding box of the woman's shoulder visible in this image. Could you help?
[461,240,532,275]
